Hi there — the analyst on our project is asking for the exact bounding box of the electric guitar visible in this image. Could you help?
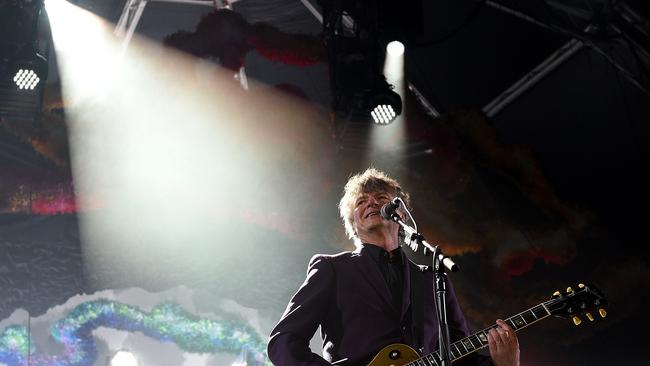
[366,283,607,366]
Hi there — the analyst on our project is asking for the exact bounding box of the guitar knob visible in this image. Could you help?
[572,316,582,325]
[566,286,573,293]
[389,350,401,360]
[552,291,561,297]
[578,283,585,289]
[599,308,607,318]
[586,312,594,322]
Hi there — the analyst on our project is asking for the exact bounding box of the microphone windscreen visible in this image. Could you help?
[380,198,400,220]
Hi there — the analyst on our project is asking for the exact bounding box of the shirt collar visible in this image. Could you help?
[361,243,403,264]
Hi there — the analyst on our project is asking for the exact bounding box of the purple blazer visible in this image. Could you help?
[267,249,489,366]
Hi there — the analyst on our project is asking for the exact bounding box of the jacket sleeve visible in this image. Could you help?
[267,255,335,366]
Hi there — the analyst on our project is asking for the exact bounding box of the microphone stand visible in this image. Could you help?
[387,212,458,366]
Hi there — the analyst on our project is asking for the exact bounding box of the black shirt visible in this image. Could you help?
[361,244,404,312]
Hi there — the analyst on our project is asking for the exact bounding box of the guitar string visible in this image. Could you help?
[405,304,551,366]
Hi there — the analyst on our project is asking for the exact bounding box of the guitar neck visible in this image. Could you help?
[408,303,551,366]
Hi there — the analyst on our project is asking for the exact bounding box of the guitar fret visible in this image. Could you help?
[452,343,462,357]
[462,337,475,352]
[426,354,439,366]
[536,304,551,317]
[459,339,469,353]
[478,330,489,345]
[512,314,527,329]
[466,336,476,349]
[522,310,537,324]
[471,334,483,348]
[435,352,443,365]
[430,352,442,366]
[468,335,481,349]
[449,341,465,360]
[449,345,459,360]
[476,334,487,348]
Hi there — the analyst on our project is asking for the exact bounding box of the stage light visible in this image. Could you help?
[10,51,48,90]
[1,0,49,92]
[386,41,404,56]
[109,350,138,366]
[13,69,41,90]
[367,84,402,125]
[371,104,397,124]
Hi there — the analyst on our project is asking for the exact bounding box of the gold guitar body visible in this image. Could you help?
[366,343,420,366]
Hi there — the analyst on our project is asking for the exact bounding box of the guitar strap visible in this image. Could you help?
[409,263,425,353]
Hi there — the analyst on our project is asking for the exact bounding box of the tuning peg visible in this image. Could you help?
[566,286,573,293]
[599,308,607,318]
[586,312,594,321]
[552,291,561,297]
[578,283,585,289]
[572,316,582,325]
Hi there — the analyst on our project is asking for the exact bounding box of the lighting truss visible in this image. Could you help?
[483,0,650,116]
[114,0,249,89]
[115,0,231,46]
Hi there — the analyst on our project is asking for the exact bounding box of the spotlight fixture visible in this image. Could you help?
[11,52,48,91]
[320,0,412,128]
[0,0,49,126]
[109,350,138,366]
[367,78,402,125]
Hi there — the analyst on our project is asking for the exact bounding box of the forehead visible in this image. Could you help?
[355,190,392,200]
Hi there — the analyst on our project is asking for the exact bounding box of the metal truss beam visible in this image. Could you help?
[484,1,650,116]
[114,0,229,48]
[482,34,584,117]
[114,0,148,47]
[112,0,252,89]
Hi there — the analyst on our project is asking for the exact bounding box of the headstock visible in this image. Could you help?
[545,283,607,325]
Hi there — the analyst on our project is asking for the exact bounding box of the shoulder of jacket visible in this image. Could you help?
[308,251,355,266]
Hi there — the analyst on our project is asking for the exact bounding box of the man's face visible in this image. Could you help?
[351,190,395,238]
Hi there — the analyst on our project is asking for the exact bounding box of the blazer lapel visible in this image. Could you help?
[352,250,399,316]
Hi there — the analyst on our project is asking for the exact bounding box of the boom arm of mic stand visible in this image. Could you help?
[392,215,459,272]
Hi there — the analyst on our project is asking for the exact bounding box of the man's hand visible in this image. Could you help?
[487,319,520,366]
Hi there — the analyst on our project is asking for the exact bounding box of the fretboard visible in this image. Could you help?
[406,303,550,366]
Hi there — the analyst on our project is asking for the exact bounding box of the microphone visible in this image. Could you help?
[380,198,401,221]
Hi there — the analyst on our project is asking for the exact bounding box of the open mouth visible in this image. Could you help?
[365,211,379,218]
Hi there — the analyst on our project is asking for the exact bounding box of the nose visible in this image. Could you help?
[367,196,380,207]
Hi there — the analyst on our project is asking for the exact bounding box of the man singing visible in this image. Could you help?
[268,168,520,366]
